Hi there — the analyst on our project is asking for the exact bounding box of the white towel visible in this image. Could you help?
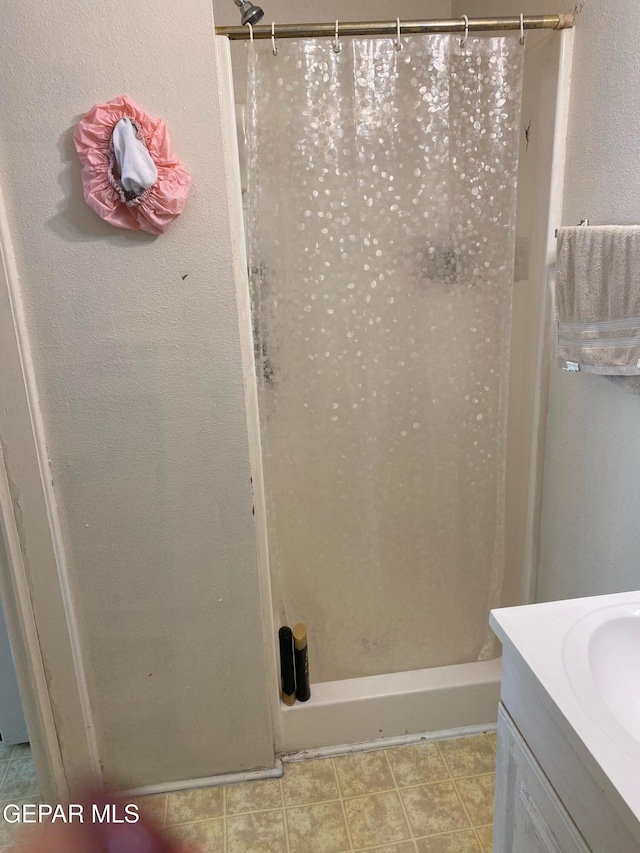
[555,225,640,376]
[111,117,158,197]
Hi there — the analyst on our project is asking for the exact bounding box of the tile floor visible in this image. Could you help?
[145,732,496,853]
[0,742,41,851]
[0,732,497,853]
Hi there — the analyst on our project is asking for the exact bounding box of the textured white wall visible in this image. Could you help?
[537,0,640,601]
[0,1,274,787]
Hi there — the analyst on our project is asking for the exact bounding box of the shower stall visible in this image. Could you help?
[219,14,574,754]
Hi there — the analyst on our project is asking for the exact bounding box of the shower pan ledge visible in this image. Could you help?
[277,656,500,755]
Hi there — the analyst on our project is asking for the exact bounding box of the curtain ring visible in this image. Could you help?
[519,13,526,45]
[247,22,254,42]
[460,14,469,48]
[271,22,278,56]
[395,17,403,51]
[333,19,342,54]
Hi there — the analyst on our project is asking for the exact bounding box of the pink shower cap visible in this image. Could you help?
[73,95,191,235]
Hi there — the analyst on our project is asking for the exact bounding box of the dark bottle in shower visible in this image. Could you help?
[278,626,296,706]
[293,622,311,702]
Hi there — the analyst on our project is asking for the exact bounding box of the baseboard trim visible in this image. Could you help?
[124,758,284,797]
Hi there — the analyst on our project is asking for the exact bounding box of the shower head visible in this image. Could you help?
[233,0,265,26]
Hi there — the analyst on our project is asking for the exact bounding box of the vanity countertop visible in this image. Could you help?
[491,590,640,842]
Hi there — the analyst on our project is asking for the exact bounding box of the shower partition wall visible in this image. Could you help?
[247,33,524,686]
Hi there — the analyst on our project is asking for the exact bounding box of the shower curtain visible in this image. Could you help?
[247,33,524,682]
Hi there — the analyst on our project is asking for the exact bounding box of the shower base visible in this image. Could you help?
[278,657,501,755]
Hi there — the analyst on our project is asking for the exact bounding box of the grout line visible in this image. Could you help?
[475,823,493,853]
[207,802,342,821]
[383,750,419,853]
[163,815,227,829]
[280,777,291,853]
[332,755,347,801]
[397,770,496,787]
[435,742,484,852]
[284,796,345,810]
[415,826,482,840]
[333,758,355,852]
[223,786,227,853]
[226,806,281,817]
[0,761,12,795]
[486,732,498,754]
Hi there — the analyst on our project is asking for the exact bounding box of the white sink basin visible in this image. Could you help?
[564,601,640,753]
[589,612,640,742]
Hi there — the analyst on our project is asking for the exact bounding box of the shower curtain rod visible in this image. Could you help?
[215,14,574,40]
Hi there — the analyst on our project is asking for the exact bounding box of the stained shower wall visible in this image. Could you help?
[537,0,640,600]
[0,1,274,789]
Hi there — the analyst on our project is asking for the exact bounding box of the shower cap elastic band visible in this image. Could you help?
[73,95,191,235]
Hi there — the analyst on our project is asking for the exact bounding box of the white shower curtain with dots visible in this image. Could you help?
[246,33,524,683]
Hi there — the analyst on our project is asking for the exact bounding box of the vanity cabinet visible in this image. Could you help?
[494,705,590,853]
[491,596,640,853]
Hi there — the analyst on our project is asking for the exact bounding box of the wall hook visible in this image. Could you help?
[271,22,278,55]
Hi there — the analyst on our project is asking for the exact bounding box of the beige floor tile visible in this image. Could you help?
[400,782,470,837]
[437,736,496,778]
[286,801,349,853]
[225,778,282,815]
[387,742,449,787]
[283,758,339,806]
[486,733,497,753]
[456,775,495,827]
[0,799,41,848]
[334,751,395,798]
[364,844,415,853]
[227,809,287,853]
[476,823,493,852]
[168,817,224,851]
[415,830,482,852]
[0,744,14,762]
[0,759,39,799]
[344,791,410,849]
[132,793,166,825]
[166,786,224,825]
